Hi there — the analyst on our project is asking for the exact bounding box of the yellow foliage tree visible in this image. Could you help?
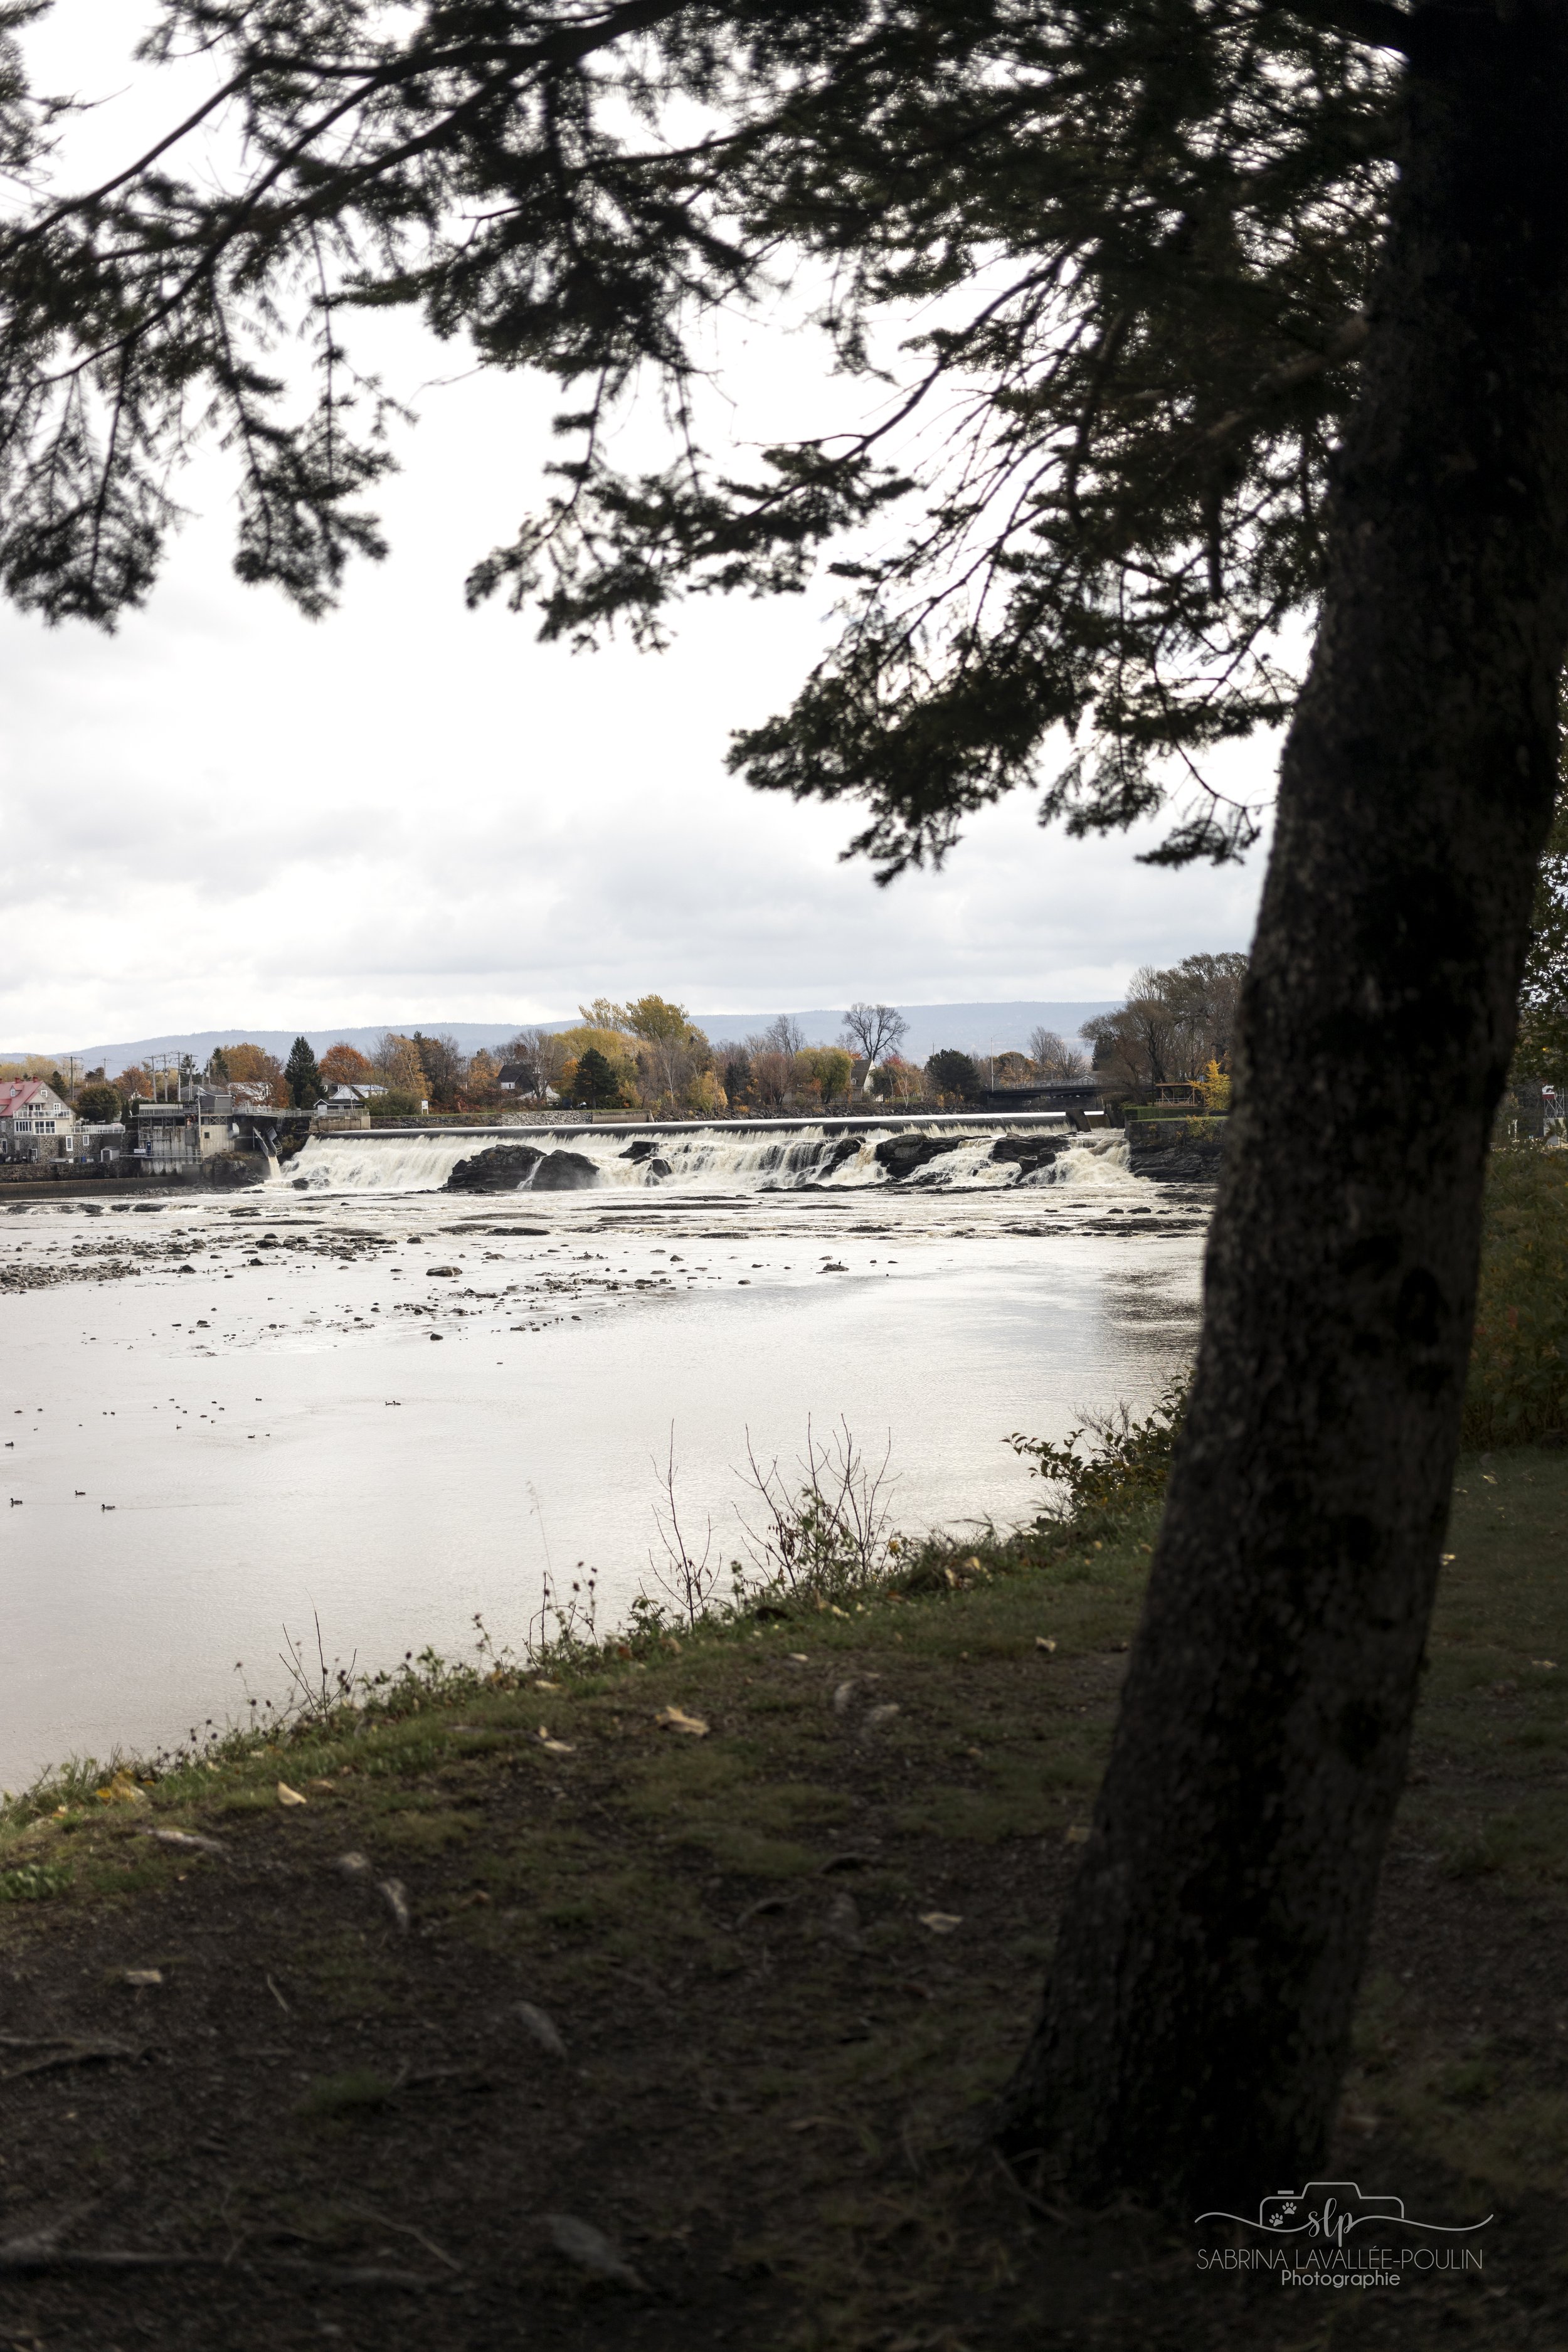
[1197,1057,1232,1112]
[797,1046,854,1104]
[686,1068,727,1118]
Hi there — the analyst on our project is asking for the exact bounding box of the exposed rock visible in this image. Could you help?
[445,1145,544,1193]
[619,1139,659,1162]
[530,1150,600,1192]
[873,1133,968,1182]
[990,1133,1071,1176]
[1125,1120,1229,1185]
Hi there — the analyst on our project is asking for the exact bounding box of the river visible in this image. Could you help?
[0,1123,1209,1784]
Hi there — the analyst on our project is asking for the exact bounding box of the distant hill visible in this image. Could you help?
[8,1000,1118,1078]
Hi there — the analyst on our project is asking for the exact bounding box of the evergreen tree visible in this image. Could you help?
[925,1049,980,1101]
[284,1036,325,1109]
[570,1047,626,1110]
[0,0,1564,2212]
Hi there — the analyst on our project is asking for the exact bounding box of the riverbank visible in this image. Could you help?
[0,1451,1562,2348]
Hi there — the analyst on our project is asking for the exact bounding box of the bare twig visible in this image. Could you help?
[0,2037,141,2082]
[644,1424,719,1630]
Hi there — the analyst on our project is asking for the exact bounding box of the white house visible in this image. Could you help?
[0,1081,77,1162]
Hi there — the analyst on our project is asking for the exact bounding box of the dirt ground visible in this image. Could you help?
[1,1454,1565,2350]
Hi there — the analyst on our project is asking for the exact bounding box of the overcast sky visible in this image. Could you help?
[0,9,1277,1056]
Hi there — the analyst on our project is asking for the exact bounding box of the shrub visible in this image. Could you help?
[1009,1379,1189,1538]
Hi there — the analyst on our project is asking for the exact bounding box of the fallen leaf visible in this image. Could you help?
[118,1969,163,1988]
[332,1850,373,1881]
[825,1892,862,1944]
[1534,1659,1559,1670]
[654,1707,709,1737]
[1035,1636,1057,1653]
[277,1782,308,1807]
[918,1912,963,1934]
[544,2213,646,2291]
[832,1679,857,1714]
[864,1703,901,1730]
[1064,1823,1091,1845]
[536,1726,576,1756]
[145,1828,226,1857]
[516,2000,567,2058]
[377,1878,411,1932]
[95,1774,146,1806]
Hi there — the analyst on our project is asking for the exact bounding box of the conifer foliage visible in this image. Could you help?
[283,1035,325,1108]
[0,0,1396,866]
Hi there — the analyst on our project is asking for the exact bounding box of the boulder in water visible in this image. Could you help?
[990,1134,1071,1177]
[446,1144,544,1193]
[531,1150,600,1191]
[620,1139,660,1163]
[874,1133,968,1182]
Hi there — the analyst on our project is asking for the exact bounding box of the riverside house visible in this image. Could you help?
[0,1079,77,1162]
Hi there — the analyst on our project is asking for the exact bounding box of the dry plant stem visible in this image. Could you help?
[734,1417,897,1600]
[647,1423,719,1629]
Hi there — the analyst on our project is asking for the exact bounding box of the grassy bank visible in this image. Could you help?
[0,1433,1564,2347]
[1,1152,1564,2344]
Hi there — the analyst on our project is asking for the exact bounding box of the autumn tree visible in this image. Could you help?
[374,1034,429,1104]
[409,1030,465,1108]
[224,1044,288,1107]
[797,1045,854,1105]
[746,1050,794,1111]
[319,1043,373,1088]
[5,0,1568,2216]
[463,1047,502,1106]
[870,1053,923,1103]
[714,1045,753,1109]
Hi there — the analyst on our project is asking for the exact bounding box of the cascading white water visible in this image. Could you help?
[277,1122,1143,1197]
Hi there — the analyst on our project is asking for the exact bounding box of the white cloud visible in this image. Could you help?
[0,11,1279,1051]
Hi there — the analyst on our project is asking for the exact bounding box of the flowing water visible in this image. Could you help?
[0,1123,1209,1783]
[285,1116,1130,1197]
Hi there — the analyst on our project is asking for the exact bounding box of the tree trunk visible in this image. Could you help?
[1000,0,1568,2212]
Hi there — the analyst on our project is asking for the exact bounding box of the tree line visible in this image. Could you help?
[3,972,1253,1128]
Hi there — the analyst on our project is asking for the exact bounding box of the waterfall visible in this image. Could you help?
[275,1121,1145,1199]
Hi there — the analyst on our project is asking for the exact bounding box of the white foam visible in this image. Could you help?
[277,1122,1141,1199]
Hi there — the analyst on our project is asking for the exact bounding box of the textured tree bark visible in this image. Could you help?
[1000,0,1568,2212]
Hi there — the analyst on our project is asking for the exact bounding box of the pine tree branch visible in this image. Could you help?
[1275,0,1414,55]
